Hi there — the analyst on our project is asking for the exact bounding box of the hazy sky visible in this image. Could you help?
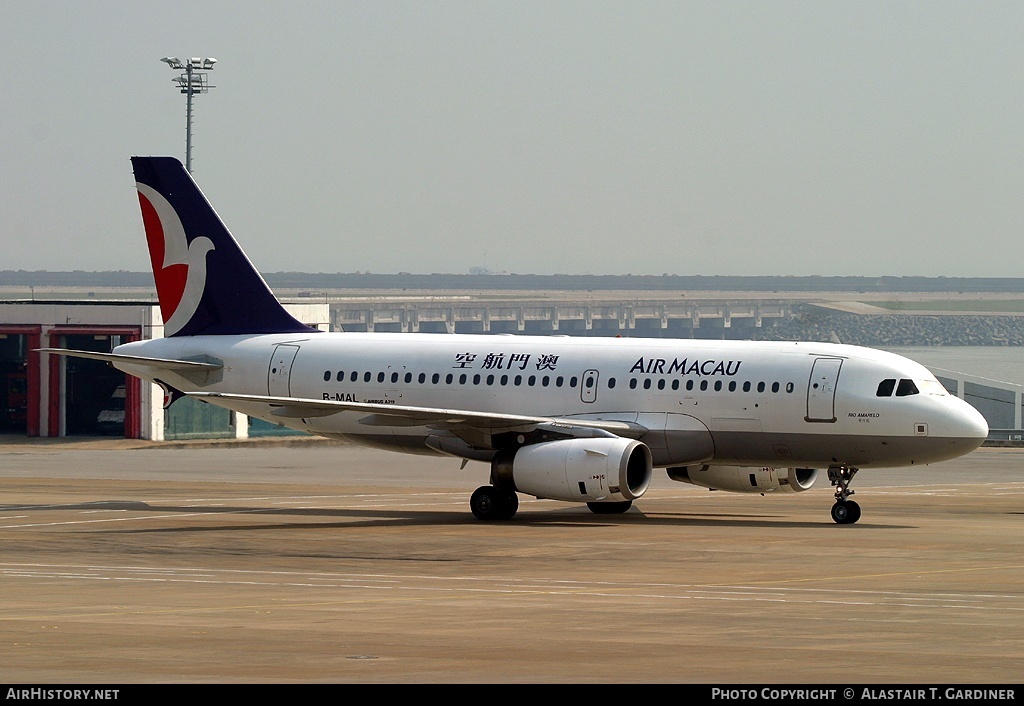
[2,1,1022,277]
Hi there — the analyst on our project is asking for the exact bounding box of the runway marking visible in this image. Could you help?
[1,562,1020,618]
[724,563,1024,586]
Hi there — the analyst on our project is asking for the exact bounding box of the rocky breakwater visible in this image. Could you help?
[760,307,1024,346]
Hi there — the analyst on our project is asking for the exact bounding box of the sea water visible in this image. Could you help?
[885,346,1024,386]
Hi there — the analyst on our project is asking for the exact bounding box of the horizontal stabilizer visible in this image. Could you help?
[36,348,222,372]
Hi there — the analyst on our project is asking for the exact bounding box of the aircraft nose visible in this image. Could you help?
[948,397,989,444]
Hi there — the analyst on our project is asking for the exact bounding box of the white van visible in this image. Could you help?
[96,384,125,434]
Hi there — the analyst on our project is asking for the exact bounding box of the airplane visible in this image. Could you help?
[41,156,990,525]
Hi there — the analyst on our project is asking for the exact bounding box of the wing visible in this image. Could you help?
[189,391,647,447]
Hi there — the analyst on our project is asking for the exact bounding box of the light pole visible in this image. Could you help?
[160,56,217,173]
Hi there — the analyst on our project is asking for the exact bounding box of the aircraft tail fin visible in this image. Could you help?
[131,156,319,337]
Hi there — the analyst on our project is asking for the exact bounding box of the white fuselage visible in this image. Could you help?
[113,332,989,470]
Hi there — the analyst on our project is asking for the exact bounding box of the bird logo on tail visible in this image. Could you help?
[136,183,214,336]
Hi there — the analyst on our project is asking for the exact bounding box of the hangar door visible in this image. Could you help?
[61,334,129,435]
[48,327,141,438]
[0,333,29,433]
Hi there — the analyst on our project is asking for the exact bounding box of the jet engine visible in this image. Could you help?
[492,437,653,504]
[667,465,818,494]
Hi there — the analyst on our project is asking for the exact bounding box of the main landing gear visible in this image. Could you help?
[828,465,862,525]
[470,486,519,521]
[469,488,634,520]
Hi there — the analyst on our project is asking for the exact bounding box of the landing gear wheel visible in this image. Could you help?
[470,486,519,521]
[828,465,862,525]
[831,500,861,525]
[587,500,633,515]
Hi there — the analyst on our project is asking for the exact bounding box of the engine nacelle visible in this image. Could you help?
[667,465,818,494]
[492,438,653,504]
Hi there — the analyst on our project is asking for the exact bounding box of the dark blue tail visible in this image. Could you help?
[131,156,319,337]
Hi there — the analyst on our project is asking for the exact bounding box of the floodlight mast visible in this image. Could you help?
[160,56,217,173]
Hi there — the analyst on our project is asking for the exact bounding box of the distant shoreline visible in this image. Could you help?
[4,270,1024,294]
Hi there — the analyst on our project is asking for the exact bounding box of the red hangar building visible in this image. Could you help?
[0,301,328,441]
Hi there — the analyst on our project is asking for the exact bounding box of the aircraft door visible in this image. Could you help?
[581,369,599,403]
[806,357,842,423]
[268,344,300,397]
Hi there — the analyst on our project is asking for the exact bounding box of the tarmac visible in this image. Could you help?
[1,434,1022,684]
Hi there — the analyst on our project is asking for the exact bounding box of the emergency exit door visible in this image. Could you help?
[268,344,300,396]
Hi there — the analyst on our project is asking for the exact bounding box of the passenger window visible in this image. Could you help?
[405,372,413,383]
[743,381,751,392]
[643,379,652,390]
[432,373,440,384]
[324,371,331,382]
[714,380,722,391]
[657,379,665,390]
[700,380,708,391]
[608,378,616,389]
[876,379,896,397]
[786,382,794,393]
[896,379,920,397]
[728,381,736,392]
[771,382,780,393]
[418,373,426,384]
[391,372,399,383]
[757,382,765,393]
[686,380,694,391]
[629,379,638,389]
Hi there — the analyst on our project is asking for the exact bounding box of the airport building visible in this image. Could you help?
[933,369,1024,443]
[330,297,790,336]
[0,301,328,441]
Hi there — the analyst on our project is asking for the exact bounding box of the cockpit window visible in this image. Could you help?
[895,379,920,397]
[876,379,896,397]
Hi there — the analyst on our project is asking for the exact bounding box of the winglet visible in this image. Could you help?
[131,156,319,337]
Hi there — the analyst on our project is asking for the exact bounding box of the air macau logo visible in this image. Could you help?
[136,183,215,336]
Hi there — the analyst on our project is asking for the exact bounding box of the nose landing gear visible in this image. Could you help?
[828,465,861,524]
